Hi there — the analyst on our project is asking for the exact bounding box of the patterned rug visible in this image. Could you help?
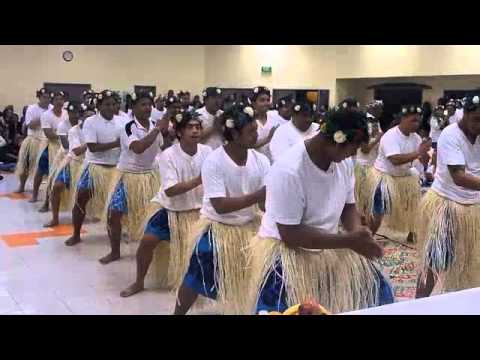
[375,238,418,301]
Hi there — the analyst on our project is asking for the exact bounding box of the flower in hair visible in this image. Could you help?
[417,107,422,113]
[97,94,103,100]
[342,102,348,109]
[281,100,286,106]
[131,92,137,101]
[253,87,259,94]
[243,106,254,117]
[81,103,87,111]
[216,88,222,94]
[225,119,235,128]
[68,104,74,111]
[294,105,301,112]
[149,92,154,98]
[402,108,407,114]
[473,96,480,105]
[175,114,183,123]
[333,130,347,144]
[169,97,174,103]
[106,91,112,97]
[313,104,317,111]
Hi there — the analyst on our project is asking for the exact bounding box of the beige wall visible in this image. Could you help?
[336,75,480,107]
[4,45,480,114]
[0,45,205,113]
[336,45,480,79]
[204,45,338,105]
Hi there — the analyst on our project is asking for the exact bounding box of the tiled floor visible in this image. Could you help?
[0,173,217,315]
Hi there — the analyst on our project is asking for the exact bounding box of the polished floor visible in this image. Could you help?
[0,172,216,315]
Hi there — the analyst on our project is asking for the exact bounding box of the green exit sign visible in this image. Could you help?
[261,66,272,74]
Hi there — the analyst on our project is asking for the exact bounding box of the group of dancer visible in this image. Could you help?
[12,84,480,314]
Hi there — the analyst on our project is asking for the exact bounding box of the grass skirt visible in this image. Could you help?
[15,136,42,179]
[364,167,421,234]
[354,162,371,217]
[45,148,67,200]
[50,155,85,211]
[247,236,381,314]
[417,190,480,291]
[75,163,118,220]
[105,169,161,242]
[180,216,261,314]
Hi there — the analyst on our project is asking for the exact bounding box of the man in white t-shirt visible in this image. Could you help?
[366,105,431,242]
[65,90,124,247]
[416,95,480,298]
[267,95,294,127]
[30,91,69,206]
[120,111,212,298]
[113,93,131,126]
[15,88,52,193]
[198,87,223,149]
[250,109,392,314]
[175,103,270,315]
[269,100,320,163]
[446,99,459,125]
[150,96,166,122]
[100,91,167,265]
[251,86,280,162]
[44,102,87,228]
[161,95,185,149]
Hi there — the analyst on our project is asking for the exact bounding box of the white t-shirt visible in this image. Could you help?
[431,123,480,204]
[25,103,52,138]
[374,126,422,177]
[40,108,69,140]
[57,118,71,136]
[269,121,320,163]
[200,146,270,225]
[198,106,224,149]
[83,113,124,166]
[153,143,212,211]
[256,112,283,162]
[259,141,356,240]
[356,134,381,167]
[117,117,163,172]
[429,116,442,143]
[267,110,290,126]
[67,125,85,160]
[151,107,166,122]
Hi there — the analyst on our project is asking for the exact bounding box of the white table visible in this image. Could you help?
[342,287,480,315]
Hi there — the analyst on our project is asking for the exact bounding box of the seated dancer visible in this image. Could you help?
[15,88,52,193]
[101,91,167,264]
[267,96,294,127]
[120,110,212,297]
[269,100,319,162]
[174,103,270,315]
[416,96,480,298]
[44,102,93,227]
[65,90,123,247]
[249,109,393,314]
[363,106,431,242]
[30,91,68,206]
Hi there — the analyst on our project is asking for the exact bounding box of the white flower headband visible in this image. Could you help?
[243,106,254,118]
[473,96,480,105]
[225,119,235,128]
[175,113,183,123]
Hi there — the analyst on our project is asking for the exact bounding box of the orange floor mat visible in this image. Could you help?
[0,224,87,247]
[0,192,31,200]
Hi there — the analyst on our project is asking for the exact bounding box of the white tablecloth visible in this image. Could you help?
[342,287,480,315]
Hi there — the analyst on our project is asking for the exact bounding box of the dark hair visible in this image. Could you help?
[95,89,116,106]
[36,88,48,98]
[251,86,271,102]
[131,90,154,105]
[65,101,83,114]
[337,97,360,111]
[292,100,317,115]
[276,96,295,109]
[320,109,369,144]
[220,103,255,142]
[463,96,480,113]
[165,96,180,107]
[50,91,67,100]
[400,105,423,117]
[173,110,202,140]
